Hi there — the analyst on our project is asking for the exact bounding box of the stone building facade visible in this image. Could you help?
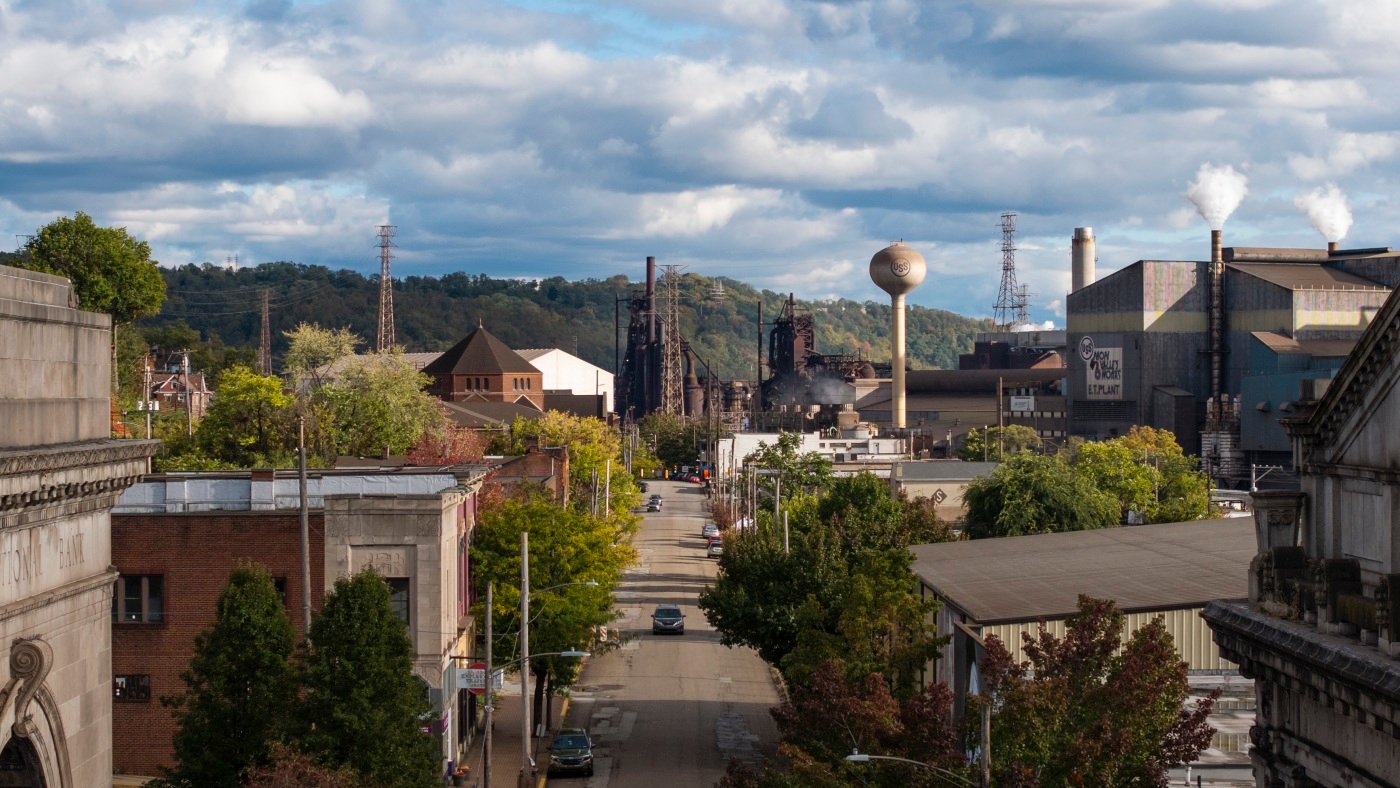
[0,264,156,787]
[1204,281,1400,786]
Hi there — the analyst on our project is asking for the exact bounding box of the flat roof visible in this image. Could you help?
[895,460,999,481]
[909,518,1253,625]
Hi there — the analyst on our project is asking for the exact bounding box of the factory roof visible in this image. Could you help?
[903,368,1066,392]
[1227,263,1387,292]
[441,399,543,428]
[1251,331,1357,358]
[909,517,1253,625]
[894,460,999,481]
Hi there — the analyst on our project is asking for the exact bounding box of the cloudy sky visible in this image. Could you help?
[3,0,1398,325]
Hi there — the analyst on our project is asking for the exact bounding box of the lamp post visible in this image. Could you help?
[845,750,976,787]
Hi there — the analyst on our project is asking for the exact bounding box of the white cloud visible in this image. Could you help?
[1289,132,1400,180]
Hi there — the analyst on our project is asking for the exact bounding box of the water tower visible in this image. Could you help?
[869,241,927,428]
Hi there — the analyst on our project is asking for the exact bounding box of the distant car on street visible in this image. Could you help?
[651,604,685,635]
[640,482,649,493]
[646,501,661,512]
[701,523,719,539]
[707,541,723,559]
[547,728,595,777]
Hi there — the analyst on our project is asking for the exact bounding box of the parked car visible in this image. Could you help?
[701,523,719,539]
[547,728,595,777]
[646,501,661,512]
[707,541,724,559]
[651,604,685,635]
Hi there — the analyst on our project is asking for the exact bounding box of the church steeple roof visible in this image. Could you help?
[423,324,538,375]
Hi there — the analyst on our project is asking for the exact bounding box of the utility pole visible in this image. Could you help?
[483,582,494,788]
[259,288,272,375]
[298,416,312,635]
[143,355,153,439]
[519,533,532,788]
[182,350,194,438]
[603,459,611,519]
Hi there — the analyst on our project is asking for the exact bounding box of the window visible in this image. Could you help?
[113,674,151,701]
[387,578,410,628]
[113,575,164,623]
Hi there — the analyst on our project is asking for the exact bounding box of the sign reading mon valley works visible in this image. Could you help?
[1079,337,1123,400]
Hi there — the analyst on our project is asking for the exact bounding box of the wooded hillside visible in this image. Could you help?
[17,256,992,376]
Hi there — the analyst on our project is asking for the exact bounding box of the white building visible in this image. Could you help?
[516,348,614,411]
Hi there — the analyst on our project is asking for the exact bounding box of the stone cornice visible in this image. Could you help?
[0,440,158,477]
[1204,601,1400,726]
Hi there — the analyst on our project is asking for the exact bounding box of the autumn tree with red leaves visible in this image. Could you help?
[977,595,1218,787]
[719,660,970,788]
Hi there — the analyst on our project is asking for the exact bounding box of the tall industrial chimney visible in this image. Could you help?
[1071,227,1096,291]
[869,242,927,428]
[1328,241,1339,255]
[1208,230,1224,402]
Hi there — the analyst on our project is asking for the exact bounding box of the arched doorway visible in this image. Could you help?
[0,736,46,788]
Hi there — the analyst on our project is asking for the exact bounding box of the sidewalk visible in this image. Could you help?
[454,671,567,788]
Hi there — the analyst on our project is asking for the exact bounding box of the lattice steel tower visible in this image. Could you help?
[376,224,396,351]
[659,264,685,415]
[992,211,1027,331]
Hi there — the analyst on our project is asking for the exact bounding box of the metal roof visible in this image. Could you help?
[895,460,999,481]
[1227,263,1387,291]
[1250,331,1356,358]
[909,517,1254,625]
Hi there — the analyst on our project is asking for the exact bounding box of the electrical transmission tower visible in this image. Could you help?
[992,211,1026,331]
[376,224,396,351]
[259,288,272,374]
[660,264,685,416]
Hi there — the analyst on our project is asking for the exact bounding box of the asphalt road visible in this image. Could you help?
[553,480,781,786]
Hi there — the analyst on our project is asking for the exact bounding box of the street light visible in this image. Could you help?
[845,750,976,787]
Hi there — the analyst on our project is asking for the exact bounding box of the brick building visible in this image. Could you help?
[111,466,488,780]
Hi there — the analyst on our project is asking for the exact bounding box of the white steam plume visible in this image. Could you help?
[1186,163,1249,230]
[1293,183,1353,243]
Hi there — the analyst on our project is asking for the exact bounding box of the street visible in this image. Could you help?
[553,479,782,786]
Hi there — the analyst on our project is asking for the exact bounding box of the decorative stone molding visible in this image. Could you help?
[1250,490,1305,553]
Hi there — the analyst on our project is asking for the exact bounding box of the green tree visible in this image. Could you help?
[958,424,1042,462]
[19,211,166,322]
[16,212,166,399]
[744,431,834,502]
[157,564,296,788]
[700,474,948,689]
[293,570,439,788]
[1115,426,1210,523]
[495,411,638,517]
[978,596,1218,785]
[318,350,446,459]
[470,493,633,726]
[639,411,700,470]
[283,323,361,386]
[193,365,296,467]
[963,453,1119,538]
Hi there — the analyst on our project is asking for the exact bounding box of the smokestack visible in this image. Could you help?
[645,256,657,342]
[1328,241,1339,255]
[869,242,927,429]
[1209,230,1224,402]
[1071,227,1096,292]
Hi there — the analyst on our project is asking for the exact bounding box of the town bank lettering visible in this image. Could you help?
[1086,346,1123,400]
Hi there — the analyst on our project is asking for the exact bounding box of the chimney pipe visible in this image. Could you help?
[645,256,657,342]
[1327,241,1339,255]
[1071,227,1096,292]
[1209,230,1224,403]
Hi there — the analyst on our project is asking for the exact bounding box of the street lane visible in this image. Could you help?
[556,480,780,786]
